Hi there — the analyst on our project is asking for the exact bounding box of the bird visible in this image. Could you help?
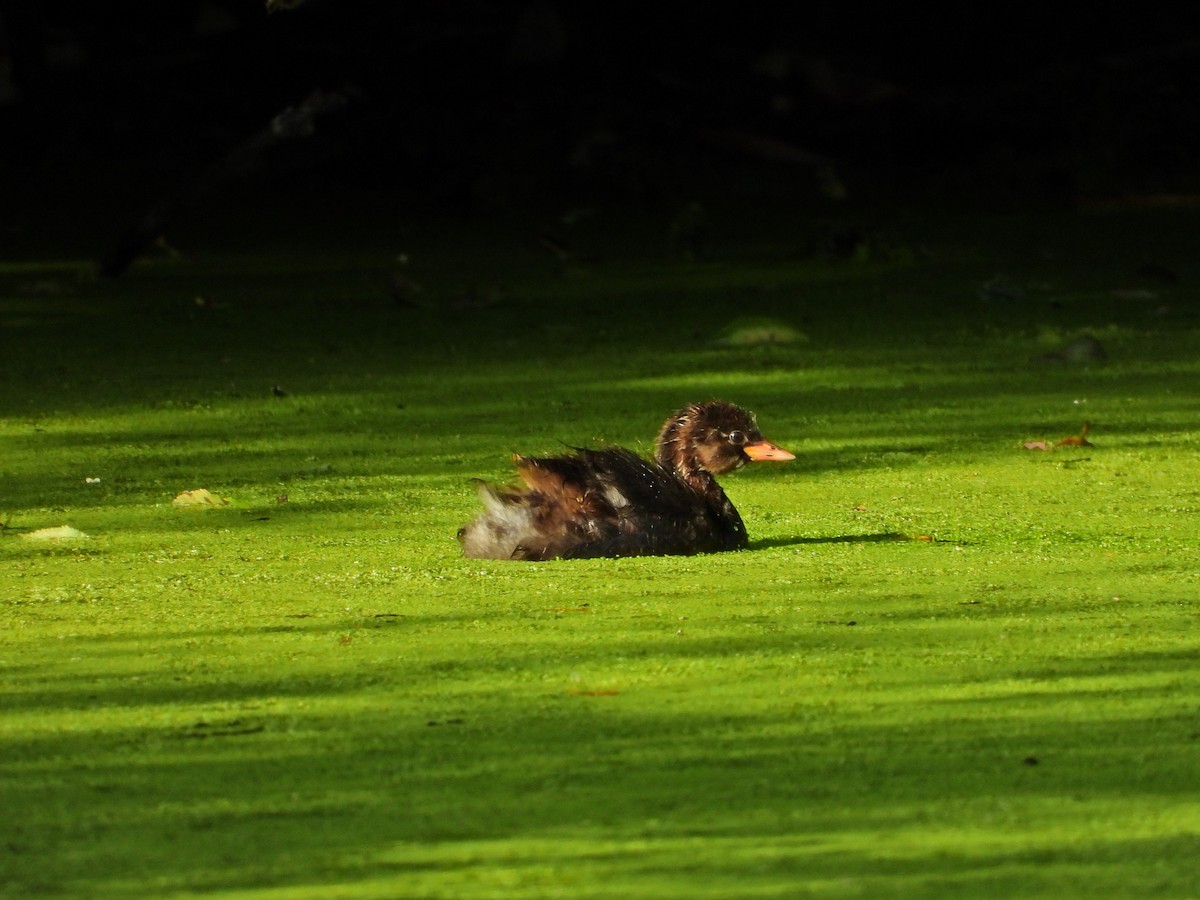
[458,401,794,560]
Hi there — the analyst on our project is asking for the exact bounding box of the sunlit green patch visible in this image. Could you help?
[2,207,1199,897]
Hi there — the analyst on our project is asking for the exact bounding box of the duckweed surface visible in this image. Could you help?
[3,205,1199,897]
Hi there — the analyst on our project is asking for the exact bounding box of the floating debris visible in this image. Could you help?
[716,317,807,346]
[1035,334,1106,365]
[1022,422,1094,451]
[22,525,89,541]
[980,275,1026,303]
[172,489,230,508]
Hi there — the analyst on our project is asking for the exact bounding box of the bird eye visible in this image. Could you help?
[727,430,747,446]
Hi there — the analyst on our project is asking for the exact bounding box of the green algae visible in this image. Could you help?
[2,206,1199,898]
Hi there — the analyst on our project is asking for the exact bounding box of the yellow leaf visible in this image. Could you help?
[172,489,229,508]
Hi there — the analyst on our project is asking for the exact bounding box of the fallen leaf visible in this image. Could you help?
[172,488,229,508]
[1055,421,1094,449]
[1023,422,1094,452]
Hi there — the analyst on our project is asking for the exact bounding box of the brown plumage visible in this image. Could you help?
[457,401,794,560]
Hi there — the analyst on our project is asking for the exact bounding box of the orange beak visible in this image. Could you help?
[743,439,795,462]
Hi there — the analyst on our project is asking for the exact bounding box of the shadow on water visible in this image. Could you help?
[4,634,1197,896]
[750,533,933,551]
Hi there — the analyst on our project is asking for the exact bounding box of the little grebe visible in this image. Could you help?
[458,401,794,560]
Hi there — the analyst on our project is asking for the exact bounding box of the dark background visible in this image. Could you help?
[3,1,1199,261]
